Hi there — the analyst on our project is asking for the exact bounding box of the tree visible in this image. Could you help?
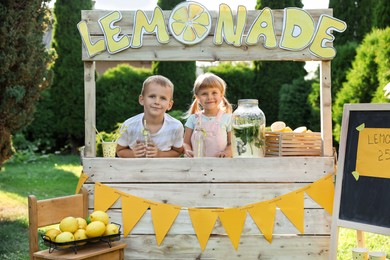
[330,41,358,99]
[153,0,196,111]
[279,78,314,130]
[0,0,54,166]
[333,28,390,142]
[253,0,306,124]
[372,0,390,29]
[329,0,373,45]
[49,0,92,152]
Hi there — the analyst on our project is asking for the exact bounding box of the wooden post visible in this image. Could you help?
[28,195,38,260]
[84,61,96,157]
[320,61,333,157]
[357,230,366,247]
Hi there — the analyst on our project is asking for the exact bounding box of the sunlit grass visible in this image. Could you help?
[0,191,27,221]
[54,164,82,178]
[338,228,390,259]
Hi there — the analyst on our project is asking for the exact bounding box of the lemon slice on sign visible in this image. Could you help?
[169,2,212,45]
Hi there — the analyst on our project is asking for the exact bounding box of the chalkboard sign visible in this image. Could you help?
[331,103,390,237]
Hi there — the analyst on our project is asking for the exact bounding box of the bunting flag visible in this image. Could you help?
[75,172,89,194]
[150,202,181,246]
[306,174,335,215]
[121,194,150,237]
[93,182,121,212]
[276,190,305,234]
[188,208,219,251]
[87,173,334,249]
[247,201,277,243]
[217,207,247,250]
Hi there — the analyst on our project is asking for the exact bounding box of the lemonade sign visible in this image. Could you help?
[77,2,346,59]
[355,125,390,179]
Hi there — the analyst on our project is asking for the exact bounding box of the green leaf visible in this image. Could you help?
[352,171,360,181]
[356,123,365,132]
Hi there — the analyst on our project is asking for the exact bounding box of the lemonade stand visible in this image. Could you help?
[77,2,345,259]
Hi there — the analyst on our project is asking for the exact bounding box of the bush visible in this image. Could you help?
[278,78,314,129]
[333,27,390,142]
[207,62,254,107]
[96,64,152,133]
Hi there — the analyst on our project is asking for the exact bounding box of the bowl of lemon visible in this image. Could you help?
[42,210,121,253]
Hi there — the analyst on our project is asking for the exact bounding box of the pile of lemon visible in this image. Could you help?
[270,121,312,133]
[44,210,119,247]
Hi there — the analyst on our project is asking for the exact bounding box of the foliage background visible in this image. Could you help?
[0,0,54,166]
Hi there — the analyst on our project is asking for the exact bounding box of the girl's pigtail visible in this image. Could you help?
[222,97,233,114]
[183,98,200,119]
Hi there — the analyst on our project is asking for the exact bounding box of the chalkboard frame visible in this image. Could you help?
[330,103,390,258]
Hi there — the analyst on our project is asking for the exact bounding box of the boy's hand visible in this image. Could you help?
[133,140,146,158]
[145,142,159,158]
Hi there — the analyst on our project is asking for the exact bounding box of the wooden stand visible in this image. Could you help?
[80,7,336,259]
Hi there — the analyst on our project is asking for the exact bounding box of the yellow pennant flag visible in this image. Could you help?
[306,174,335,215]
[149,202,181,246]
[247,201,276,243]
[218,208,247,251]
[276,190,305,234]
[93,182,121,212]
[188,208,219,251]
[75,172,89,194]
[121,195,149,237]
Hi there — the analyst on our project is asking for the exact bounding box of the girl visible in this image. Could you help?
[183,73,233,158]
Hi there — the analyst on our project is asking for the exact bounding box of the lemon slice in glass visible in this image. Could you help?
[169,2,211,45]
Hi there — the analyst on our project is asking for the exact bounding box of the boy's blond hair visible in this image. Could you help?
[140,75,174,98]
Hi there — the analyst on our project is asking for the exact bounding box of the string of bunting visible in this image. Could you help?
[75,172,334,251]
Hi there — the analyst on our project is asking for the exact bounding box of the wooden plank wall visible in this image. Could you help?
[83,157,334,259]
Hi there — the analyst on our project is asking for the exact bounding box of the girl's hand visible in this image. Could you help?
[133,140,146,158]
[145,142,159,158]
[184,149,194,158]
[216,151,228,158]
[217,145,232,158]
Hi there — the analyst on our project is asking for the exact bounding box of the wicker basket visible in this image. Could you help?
[265,131,322,157]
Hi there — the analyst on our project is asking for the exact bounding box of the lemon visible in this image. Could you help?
[76,217,87,230]
[282,126,293,132]
[271,121,286,132]
[85,220,106,238]
[73,229,88,246]
[293,126,307,133]
[90,211,109,225]
[104,223,119,236]
[55,231,74,248]
[44,228,61,241]
[59,216,78,233]
[169,2,211,45]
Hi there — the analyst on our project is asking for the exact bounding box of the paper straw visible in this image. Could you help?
[94,126,104,143]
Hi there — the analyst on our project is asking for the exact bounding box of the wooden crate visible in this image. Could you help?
[265,132,322,157]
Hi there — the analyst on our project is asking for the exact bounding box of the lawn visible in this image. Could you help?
[0,154,388,259]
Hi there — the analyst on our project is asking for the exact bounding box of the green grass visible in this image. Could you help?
[0,154,82,260]
[0,154,389,259]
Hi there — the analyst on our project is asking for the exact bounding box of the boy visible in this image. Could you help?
[116,75,184,158]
